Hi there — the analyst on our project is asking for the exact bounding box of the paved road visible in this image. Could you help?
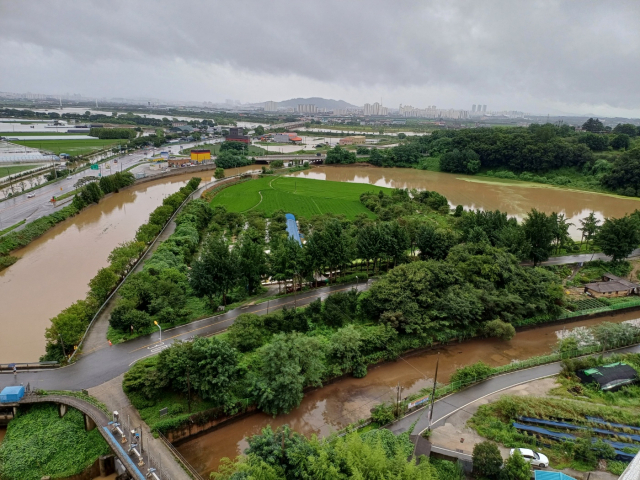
[533,249,640,266]
[0,142,202,230]
[0,281,370,391]
[388,343,640,438]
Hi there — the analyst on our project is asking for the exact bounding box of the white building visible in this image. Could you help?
[399,104,468,119]
[363,102,388,116]
[264,101,278,112]
[297,104,317,114]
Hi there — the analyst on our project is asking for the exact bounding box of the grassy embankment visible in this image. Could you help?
[0,164,44,176]
[0,404,111,480]
[469,353,640,475]
[10,138,127,156]
[210,176,378,220]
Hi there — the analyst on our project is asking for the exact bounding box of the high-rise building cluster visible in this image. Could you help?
[264,101,278,112]
[363,102,388,116]
[399,104,468,119]
[471,104,488,114]
[297,104,317,113]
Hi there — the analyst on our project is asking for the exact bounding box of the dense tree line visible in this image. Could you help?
[42,178,201,361]
[89,127,137,139]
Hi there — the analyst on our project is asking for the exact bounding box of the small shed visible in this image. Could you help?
[584,273,639,298]
[0,385,25,403]
[576,362,639,391]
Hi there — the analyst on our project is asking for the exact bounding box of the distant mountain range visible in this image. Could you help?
[268,97,358,110]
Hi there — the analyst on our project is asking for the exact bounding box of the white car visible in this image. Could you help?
[509,448,548,468]
[27,193,36,198]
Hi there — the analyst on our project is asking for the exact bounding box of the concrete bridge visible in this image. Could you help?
[6,391,164,480]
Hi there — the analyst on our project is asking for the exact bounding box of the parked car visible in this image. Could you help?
[27,193,36,198]
[509,448,548,468]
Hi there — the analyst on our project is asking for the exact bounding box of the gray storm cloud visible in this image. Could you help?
[1,0,639,113]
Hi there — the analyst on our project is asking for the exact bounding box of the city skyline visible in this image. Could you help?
[2,1,640,118]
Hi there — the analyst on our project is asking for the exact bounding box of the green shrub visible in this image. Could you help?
[483,319,516,341]
[450,361,494,386]
[472,440,503,478]
[371,403,396,425]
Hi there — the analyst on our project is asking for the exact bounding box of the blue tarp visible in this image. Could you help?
[518,417,640,443]
[513,422,636,462]
[586,416,640,433]
[285,213,302,246]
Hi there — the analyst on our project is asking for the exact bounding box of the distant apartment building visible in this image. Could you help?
[339,135,366,145]
[297,104,317,114]
[399,104,468,119]
[264,101,278,112]
[363,102,388,116]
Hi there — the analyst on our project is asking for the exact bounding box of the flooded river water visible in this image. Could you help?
[177,310,640,476]
[0,166,257,363]
[289,166,640,238]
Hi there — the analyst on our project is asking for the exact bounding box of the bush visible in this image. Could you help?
[450,361,494,386]
[500,449,531,480]
[472,440,503,478]
[371,403,395,425]
[483,319,516,341]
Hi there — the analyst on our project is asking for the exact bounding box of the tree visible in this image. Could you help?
[582,117,605,133]
[522,209,556,265]
[472,441,503,479]
[595,215,640,262]
[578,212,601,249]
[252,333,325,415]
[440,148,481,174]
[611,133,631,150]
[237,231,268,295]
[612,123,638,137]
[578,132,608,151]
[214,167,225,179]
[551,213,573,254]
[189,236,239,306]
[325,145,357,164]
[190,337,239,405]
[501,450,531,480]
[254,125,265,135]
[329,324,363,374]
[416,224,457,260]
[397,132,407,139]
[601,148,640,196]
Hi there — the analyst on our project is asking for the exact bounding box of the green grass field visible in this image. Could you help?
[0,132,73,136]
[210,176,390,219]
[183,143,267,156]
[10,138,126,156]
[0,164,44,176]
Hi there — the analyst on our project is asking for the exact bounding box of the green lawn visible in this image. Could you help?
[210,176,390,219]
[183,143,267,156]
[10,139,126,156]
[0,164,44,176]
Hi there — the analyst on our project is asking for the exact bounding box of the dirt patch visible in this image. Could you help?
[429,377,557,458]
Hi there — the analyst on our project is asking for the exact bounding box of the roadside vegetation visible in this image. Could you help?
[0,404,110,480]
[467,329,640,475]
[41,177,201,361]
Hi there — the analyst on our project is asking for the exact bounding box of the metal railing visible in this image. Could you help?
[69,176,219,361]
[158,432,206,480]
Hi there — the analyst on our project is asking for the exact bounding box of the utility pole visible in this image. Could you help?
[187,369,192,413]
[427,353,440,433]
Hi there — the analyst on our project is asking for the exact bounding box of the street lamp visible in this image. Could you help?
[154,320,162,342]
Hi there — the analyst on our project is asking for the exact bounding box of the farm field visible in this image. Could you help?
[210,176,388,219]
[183,143,267,156]
[0,164,44,176]
[9,138,126,156]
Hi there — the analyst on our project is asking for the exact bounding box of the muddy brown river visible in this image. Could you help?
[2,164,640,473]
[177,310,640,476]
[0,166,257,363]
[290,166,640,238]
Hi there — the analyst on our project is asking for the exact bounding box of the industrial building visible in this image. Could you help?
[225,127,250,144]
[190,149,211,163]
[273,133,302,143]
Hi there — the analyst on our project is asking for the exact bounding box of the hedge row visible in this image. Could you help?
[41,177,202,361]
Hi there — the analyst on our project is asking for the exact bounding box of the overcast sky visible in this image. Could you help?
[1,1,640,117]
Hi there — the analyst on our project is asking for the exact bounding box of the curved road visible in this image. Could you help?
[0,281,370,391]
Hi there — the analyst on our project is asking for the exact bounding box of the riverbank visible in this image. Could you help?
[175,309,640,476]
